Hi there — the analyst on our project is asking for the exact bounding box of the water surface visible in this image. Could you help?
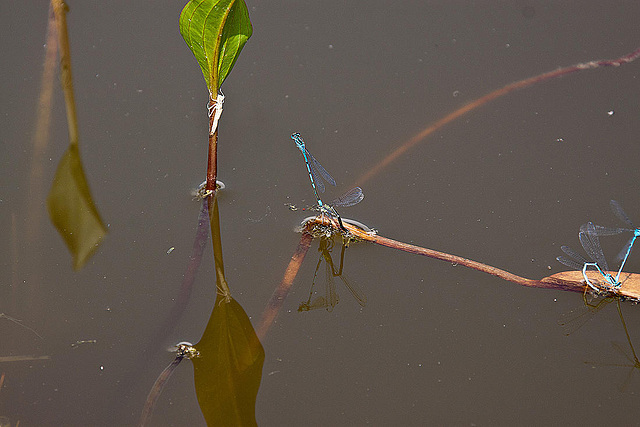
[2,1,640,425]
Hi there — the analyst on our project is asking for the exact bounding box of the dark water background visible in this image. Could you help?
[2,1,640,425]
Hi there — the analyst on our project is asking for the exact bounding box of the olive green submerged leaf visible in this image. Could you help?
[47,144,107,270]
[193,295,264,426]
[179,0,253,93]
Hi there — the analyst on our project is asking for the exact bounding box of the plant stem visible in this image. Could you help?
[209,194,231,299]
[305,216,640,297]
[139,354,184,427]
[207,94,218,192]
[52,0,78,147]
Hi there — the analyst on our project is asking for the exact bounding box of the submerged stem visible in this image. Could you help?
[52,0,79,147]
[139,354,185,427]
[256,231,314,340]
[208,193,230,299]
[354,46,640,188]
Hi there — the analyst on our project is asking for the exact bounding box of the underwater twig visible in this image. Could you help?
[354,46,640,188]
[138,355,183,427]
[147,197,210,346]
[115,198,209,409]
[139,343,199,427]
[257,231,314,340]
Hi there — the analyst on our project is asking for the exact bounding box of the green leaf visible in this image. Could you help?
[47,144,107,270]
[179,0,253,93]
[193,295,264,426]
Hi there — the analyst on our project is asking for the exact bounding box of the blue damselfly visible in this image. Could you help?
[581,200,640,282]
[557,222,621,292]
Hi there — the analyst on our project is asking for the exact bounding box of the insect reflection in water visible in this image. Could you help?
[558,291,616,336]
[561,291,640,390]
[298,237,367,312]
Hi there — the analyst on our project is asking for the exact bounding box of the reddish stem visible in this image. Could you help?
[206,95,218,192]
[305,217,587,294]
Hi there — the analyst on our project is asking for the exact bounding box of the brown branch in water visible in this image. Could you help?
[303,216,640,301]
[138,354,184,427]
[144,198,210,350]
[354,46,640,188]
[256,231,314,340]
[369,233,580,292]
[113,199,209,411]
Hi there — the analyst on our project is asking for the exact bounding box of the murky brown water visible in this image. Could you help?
[2,1,640,425]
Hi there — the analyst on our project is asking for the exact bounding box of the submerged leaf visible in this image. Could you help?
[47,144,107,270]
[179,0,253,92]
[193,295,264,426]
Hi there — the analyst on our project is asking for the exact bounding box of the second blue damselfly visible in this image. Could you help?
[581,200,640,282]
[557,222,621,292]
